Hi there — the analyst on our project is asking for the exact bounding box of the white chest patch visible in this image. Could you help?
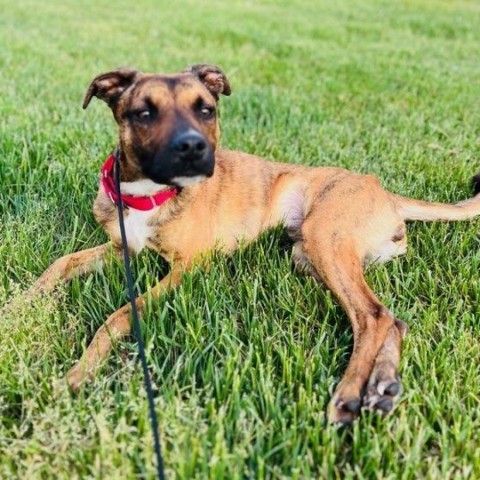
[115,178,167,253]
[121,208,156,253]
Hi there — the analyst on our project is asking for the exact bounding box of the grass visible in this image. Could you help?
[1,0,480,477]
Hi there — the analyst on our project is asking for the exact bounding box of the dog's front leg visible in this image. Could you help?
[66,265,185,391]
[33,242,120,293]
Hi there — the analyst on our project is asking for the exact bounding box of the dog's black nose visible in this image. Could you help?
[171,131,207,158]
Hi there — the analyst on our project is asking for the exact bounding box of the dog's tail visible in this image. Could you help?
[393,173,480,222]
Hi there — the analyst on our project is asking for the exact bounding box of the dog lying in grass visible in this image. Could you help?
[33,64,480,423]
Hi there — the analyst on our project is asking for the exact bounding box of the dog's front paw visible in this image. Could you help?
[66,362,92,393]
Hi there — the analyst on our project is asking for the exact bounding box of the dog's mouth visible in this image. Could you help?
[140,149,215,187]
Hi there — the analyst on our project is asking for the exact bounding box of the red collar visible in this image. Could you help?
[101,154,178,211]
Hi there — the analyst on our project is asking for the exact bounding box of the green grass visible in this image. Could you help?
[1,0,480,478]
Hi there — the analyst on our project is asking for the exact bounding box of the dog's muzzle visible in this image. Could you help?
[141,129,215,185]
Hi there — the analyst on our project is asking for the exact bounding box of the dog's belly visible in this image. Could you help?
[367,238,407,264]
[273,182,307,239]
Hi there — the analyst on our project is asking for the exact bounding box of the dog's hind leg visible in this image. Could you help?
[299,224,396,423]
[362,319,407,414]
[66,264,185,391]
[33,242,120,293]
[296,235,407,416]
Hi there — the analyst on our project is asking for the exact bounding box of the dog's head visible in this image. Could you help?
[83,64,231,186]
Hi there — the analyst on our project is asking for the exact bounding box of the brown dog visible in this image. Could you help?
[34,65,480,423]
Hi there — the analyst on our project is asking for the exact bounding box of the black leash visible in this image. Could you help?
[113,149,166,480]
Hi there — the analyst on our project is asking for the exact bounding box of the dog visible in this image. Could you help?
[33,64,480,423]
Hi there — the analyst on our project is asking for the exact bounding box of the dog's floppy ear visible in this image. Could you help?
[83,68,141,109]
[184,64,231,99]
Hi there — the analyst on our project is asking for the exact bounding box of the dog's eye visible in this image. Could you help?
[200,106,215,118]
[135,110,151,121]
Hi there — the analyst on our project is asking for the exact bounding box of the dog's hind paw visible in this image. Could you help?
[327,382,363,424]
[362,370,403,415]
[327,396,362,424]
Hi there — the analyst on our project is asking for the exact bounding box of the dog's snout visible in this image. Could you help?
[171,131,207,158]
[146,129,214,184]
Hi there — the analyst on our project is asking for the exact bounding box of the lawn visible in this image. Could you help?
[1,0,480,478]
